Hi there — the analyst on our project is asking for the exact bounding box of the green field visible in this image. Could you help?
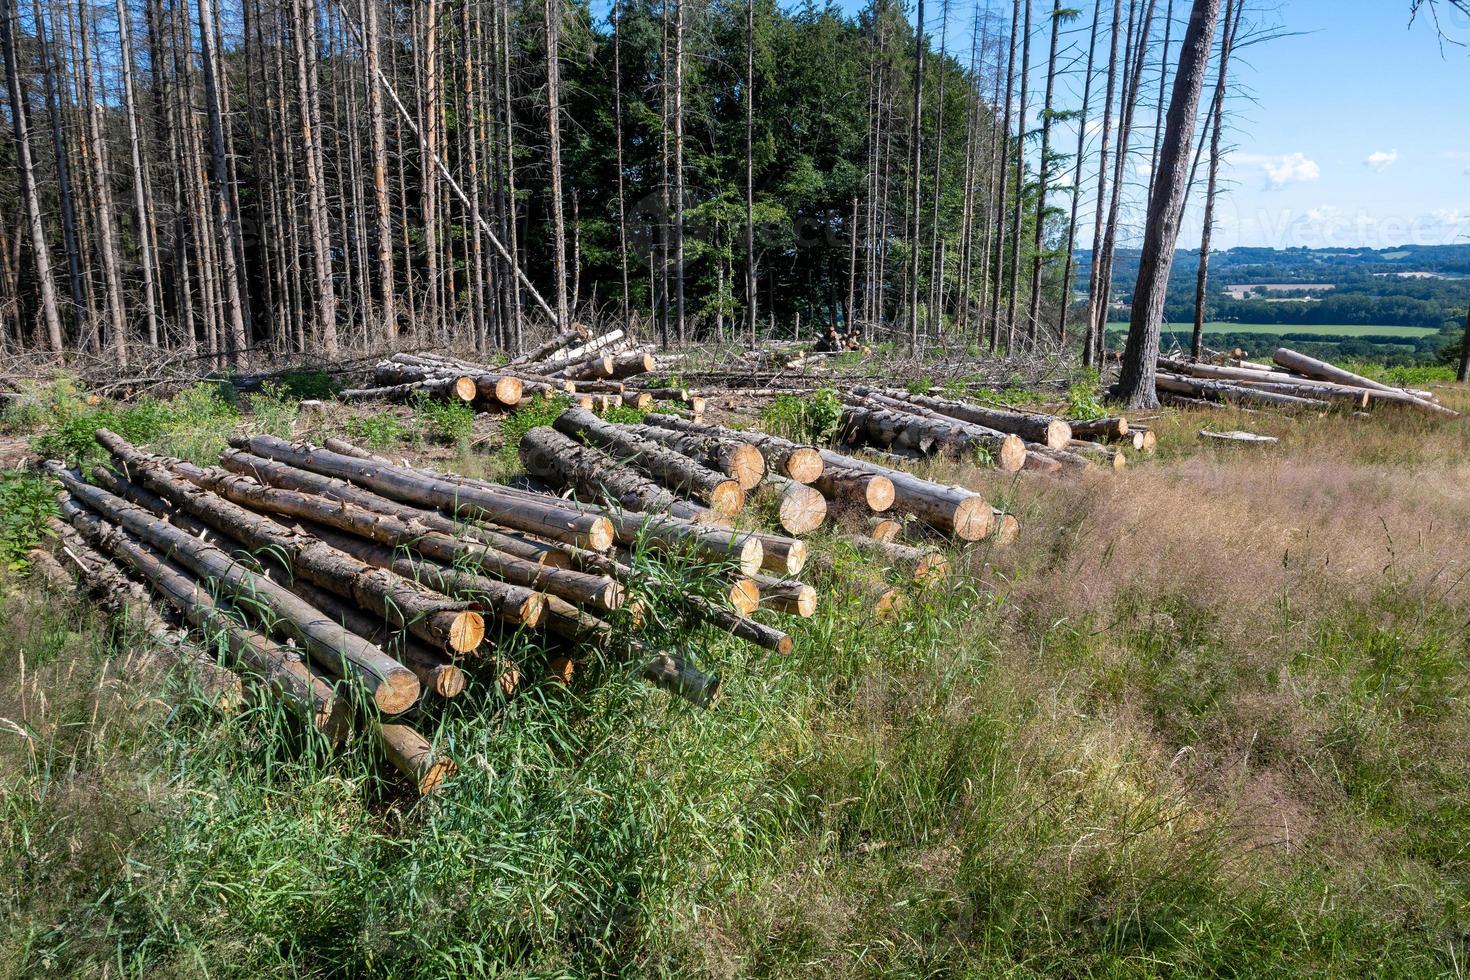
[1158,322,1438,338]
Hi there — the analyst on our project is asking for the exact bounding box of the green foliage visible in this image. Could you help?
[242,384,300,441]
[1065,368,1107,421]
[28,382,238,468]
[275,370,339,400]
[760,388,842,444]
[0,473,57,569]
[412,393,475,445]
[345,413,408,450]
[496,395,571,468]
[600,404,647,426]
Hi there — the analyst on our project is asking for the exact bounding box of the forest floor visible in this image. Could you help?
[2,366,1470,977]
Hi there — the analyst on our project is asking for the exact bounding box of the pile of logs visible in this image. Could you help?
[1154,347,1459,418]
[837,386,1145,475]
[37,427,825,796]
[344,327,707,418]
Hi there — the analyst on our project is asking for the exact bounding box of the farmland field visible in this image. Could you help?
[1159,322,1439,337]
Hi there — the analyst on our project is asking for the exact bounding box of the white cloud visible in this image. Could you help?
[1233,152,1321,189]
[1365,150,1399,173]
[1430,208,1470,226]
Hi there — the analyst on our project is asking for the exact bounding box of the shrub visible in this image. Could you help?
[761,388,843,444]
[497,395,571,467]
[414,393,475,445]
[346,413,407,450]
[0,472,58,569]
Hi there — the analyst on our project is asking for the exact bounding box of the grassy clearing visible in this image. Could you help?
[2,381,1470,976]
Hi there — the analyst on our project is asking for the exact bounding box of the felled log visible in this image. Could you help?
[231,434,615,551]
[1022,451,1063,474]
[1154,373,1327,410]
[638,389,708,416]
[1271,350,1455,416]
[551,353,616,382]
[843,535,951,584]
[523,425,711,518]
[99,432,487,658]
[847,393,1028,471]
[749,531,808,577]
[305,523,544,632]
[290,579,467,698]
[688,597,793,654]
[378,722,456,795]
[640,652,721,708]
[753,576,817,618]
[45,510,247,714]
[643,413,823,483]
[818,449,994,542]
[46,463,420,713]
[1068,417,1130,440]
[607,350,657,379]
[552,406,745,516]
[813,465,895,512]
[867,516,902,543]
[372,363,478,401]
[1226,379,1372,408]
[840,402,1027,471]
[171,462,583,616]
[509,323,591,365]
[855,387,1071,449]
[340,380,462,404]
[726,578,761,616]
[545,328,625,364]
[622,424,766,490]
[218,449,575,569]
[763,476,828,535]
[990,510,1020,547]
[1200,429,1279,445]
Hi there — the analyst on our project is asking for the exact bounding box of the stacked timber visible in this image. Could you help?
[39,423,823,792]
[345,352,526,410]
[1154,348,1459,418]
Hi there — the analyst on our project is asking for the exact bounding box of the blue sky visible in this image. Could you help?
[830,0,1470,250]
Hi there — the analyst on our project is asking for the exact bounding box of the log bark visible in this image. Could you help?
[219,450,572,569]
[550,352,615,381]
[867,517,902,543]
[688,596,793,654]
[1068,417,1130,439]
[1271,348,1458,417]
[287,579,466,699]
[622,424,766,490]
[1064,440,1126,470]
[546,328,625,363]
[231,434,614,550]
[509,323,591,364]
[818,450,995,541]
[840,401,1027,471]
[607,350,657,379]
[46,463,419,713]
[854,387,1072,448]
[843,535,951,584]
[170,462,576,616]
[523,425,699,517]
[99,433,486,657]
[1154,373,1327,410]
[749,531,808,576]
[640,651,720,707]
[643,412,823,483]
[378,722,456,795]
[552,407,745,515]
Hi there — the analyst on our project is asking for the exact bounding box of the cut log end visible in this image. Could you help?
[873,588,908,622]
[448,611,487,654]
[378,723,456,796]
[374,667,423,715]
[864,475,896,512]
[996,435,1027,472]
[585,518,615,553]
[736,538,765,578]
[1044,420,1073,450]
[952,498,997,542]
[495,377,523,406]
[991,512,1020,548]
[709,481,747,518]
[783,448,824,484]
[433,665,468,698]
[453,377,478,402]
[868,517,902,543]
[729,444,767,490]
[914,552,952,584]
[729,579,761,616]
[776,482,828,535]
[548,656,576,685]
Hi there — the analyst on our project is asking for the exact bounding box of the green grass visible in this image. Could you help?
[5,379,1470,976]
[1162,322,1439,338]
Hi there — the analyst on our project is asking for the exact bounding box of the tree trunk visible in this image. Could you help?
[1191,0,1240,359]
[1082,0,1122,364]
[1005,0,1033,347]
[1116,0,1222,409]
[1026,0,1063,339]
[907,0,925,350]
[30,0,87,348]
[544,0,568,331]
[77,0,129,363]
[745,0,757,343]
[2,0,65,352]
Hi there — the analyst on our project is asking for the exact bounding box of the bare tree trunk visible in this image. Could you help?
[78,0,130,364]
[745,0,756,344]
[3,0,65,352]
[1458,302,1470,384]
[197,0,250,361]
[1026,0,1062,340]
[907,0,925,350]
[1191,0,1240,360]
[924,0,949,340]
[990,0,1021,350]
[1116,0,1221,408]
[1005,0,1032,348]
[672,0,686,344]
[1059,0,1102,345]
[117,0,160,348]
[1148,0,1175,201]
[364,0,395,343]
[290,0,337,353]
[31,0,87,348]
[614,0,630,323]
[546,0,569,331]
